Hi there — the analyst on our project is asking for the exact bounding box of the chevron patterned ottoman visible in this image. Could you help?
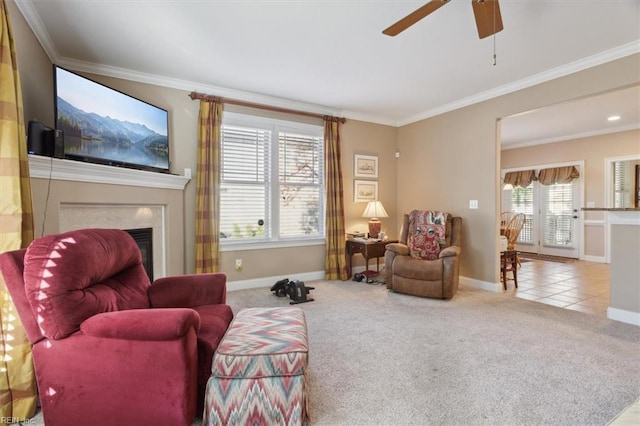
[203,307,310,425]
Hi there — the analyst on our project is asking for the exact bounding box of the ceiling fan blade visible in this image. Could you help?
[382,0,451,37]
[472,0,504,39]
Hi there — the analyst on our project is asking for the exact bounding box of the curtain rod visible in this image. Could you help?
[188,91,346,123]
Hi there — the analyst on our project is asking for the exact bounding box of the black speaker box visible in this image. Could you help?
[50,128,65,158]
[27,121,64,158]
[27,120,48,155]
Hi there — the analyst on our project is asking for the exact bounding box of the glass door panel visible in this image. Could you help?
[503,169,580,259]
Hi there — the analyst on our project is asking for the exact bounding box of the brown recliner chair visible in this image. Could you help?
[384,214,462,299]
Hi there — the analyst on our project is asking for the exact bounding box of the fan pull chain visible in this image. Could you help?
[492,0,497,66]
[493,37,497,66]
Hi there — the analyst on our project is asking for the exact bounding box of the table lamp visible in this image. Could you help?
[362,201,388,239]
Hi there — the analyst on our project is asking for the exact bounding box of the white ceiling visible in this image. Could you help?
[15,0,640,145]
[501,84,640,149]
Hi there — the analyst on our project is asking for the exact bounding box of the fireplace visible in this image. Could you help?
[59,203,166,278]
[125,228,154,281]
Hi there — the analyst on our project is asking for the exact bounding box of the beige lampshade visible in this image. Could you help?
[362,201,388,219]
[362,201,388,239]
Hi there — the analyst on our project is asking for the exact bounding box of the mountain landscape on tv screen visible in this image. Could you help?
[57,97,168,170]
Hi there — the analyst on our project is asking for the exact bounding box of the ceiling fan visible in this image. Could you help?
[382,0,503,39]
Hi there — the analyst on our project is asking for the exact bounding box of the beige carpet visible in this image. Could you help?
[229,281,640,425]
[23,281,640,425]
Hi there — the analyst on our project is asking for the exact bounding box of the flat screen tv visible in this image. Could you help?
[54,65,170,173]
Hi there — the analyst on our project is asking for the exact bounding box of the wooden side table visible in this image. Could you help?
[345,239,397,278]
[501,250,518,290]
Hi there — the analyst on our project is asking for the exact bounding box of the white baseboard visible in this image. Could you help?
[607,307,640,326]
[229,271,500,293]
[583,255,607,263]
[228,270,326,291]
[227,265,383,291]
[460,275,501,292]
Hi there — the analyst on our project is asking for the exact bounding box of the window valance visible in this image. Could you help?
[503,170,537,188]
[537,166,579,185]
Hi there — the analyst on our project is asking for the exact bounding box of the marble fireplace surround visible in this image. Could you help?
[59,204,166,279]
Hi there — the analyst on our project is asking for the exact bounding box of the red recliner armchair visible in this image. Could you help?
[0,228,233,426]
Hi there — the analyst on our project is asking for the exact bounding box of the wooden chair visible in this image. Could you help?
[505,213,525,250]
[500,211,515,235]
[500,250,518,290]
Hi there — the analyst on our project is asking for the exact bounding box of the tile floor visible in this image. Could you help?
[501,255,610,317]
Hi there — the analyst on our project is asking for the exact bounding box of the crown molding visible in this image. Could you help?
[398,40,640,127]
[337,109,400,127]
[58,58,342,119]
[14,0,60,63]
[29,155,190,190]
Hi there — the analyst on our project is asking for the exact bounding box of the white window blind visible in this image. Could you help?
[279,132,324,238]
[613,161,630,208]
[219,113,324,244]
[511,184,533,244]
[542,183,573,246]
[220,125,270,240]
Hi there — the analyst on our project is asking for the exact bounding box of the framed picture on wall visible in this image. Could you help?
[354,154,378,178]
[354,180,378,203]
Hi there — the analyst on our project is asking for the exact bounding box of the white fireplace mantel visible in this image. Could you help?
[28,155,190,190]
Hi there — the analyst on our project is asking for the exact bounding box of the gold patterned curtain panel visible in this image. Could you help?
[503,169,537,188]
[194,99,223,273]
[537,166,580,185]
[324,117,348,281]
[0,0,37,420]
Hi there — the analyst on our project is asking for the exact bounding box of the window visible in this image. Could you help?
[219,112,324,246]
[613,161,630,208]
[511,184,533,244]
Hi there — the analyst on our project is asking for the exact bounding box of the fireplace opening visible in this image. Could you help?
[125,227,153,281]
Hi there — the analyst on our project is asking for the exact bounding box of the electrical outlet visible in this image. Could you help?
[235,259,243,271]
[184,168,192,178]
[469,200,479,209]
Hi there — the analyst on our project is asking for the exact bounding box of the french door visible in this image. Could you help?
[503,170,581,259]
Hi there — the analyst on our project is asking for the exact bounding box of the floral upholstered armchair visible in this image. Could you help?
[384,211,462,299]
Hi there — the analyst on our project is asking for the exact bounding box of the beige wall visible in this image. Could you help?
[341,120,398,239]
[10,0,53,127]
[397,104,499,282]
[10,0,640,285]
[9,1,398,282]
[501,129,640,258]
[397,54,640,284]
